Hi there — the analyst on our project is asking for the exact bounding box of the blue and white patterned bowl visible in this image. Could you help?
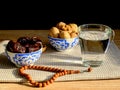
[48,36,79,51]
[5,46,42,67]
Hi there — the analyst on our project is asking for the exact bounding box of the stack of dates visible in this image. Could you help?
[6,36,42,53]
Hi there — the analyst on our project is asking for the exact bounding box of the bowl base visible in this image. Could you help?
[15,64,34,67]
[56,48,72,52]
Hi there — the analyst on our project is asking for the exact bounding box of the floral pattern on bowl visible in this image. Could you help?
[48,36,79,51]
[5,48,42,67]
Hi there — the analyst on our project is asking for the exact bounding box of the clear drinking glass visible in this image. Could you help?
[78,24,114,67]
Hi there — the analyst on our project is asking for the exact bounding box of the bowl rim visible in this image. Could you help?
[48,35,79,40]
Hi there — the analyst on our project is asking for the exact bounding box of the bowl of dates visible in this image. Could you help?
[5,36,43,67]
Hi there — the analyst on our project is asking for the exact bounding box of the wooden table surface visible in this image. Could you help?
[0,30,120,90]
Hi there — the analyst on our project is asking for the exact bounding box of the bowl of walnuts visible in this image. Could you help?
[5,36,44,67]
[48,22,79,51]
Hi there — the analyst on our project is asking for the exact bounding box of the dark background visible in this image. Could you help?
[0,2,119,30]
[0,15,119,30]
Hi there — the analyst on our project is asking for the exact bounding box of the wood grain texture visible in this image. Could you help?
[0,30,120,90]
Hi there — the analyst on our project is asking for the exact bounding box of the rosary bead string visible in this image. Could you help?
[19,65,92,88]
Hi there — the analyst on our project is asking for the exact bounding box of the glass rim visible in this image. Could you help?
[78,23,112,30]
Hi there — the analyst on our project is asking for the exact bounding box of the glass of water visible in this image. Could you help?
[78,24,114,67]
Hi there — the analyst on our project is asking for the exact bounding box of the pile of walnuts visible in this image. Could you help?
[48,22,79,39]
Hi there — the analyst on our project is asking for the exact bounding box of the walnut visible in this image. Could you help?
[70,32,78,38]
[56,22,66,30]
[68,23,78,33]
[49,27,60,38]
[59,31,71,39]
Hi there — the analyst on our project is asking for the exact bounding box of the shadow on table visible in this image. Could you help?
[0,53,16,69]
